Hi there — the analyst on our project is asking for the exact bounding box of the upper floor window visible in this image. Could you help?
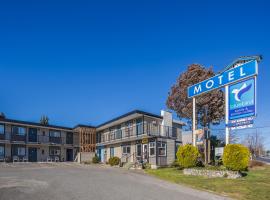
[0,124,4,134]
[49,130,61,137]
[136,118,143,135]
[115,127,122,139]
[12,126,26,136]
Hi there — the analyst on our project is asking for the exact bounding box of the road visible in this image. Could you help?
[0,163,229,200]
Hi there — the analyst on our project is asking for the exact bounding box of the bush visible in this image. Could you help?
[92,155,99,164]
[176,144,200,168]
[108,156,120,166]
[223,144,250,171]
[170,160,180,168]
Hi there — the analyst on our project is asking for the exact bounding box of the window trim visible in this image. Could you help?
[0,145,5,157]
[17,147,26,156]
[149,141,156,157]
[157,142,167,157]
[12,126,26,136]
[49,130,61,138]
[0,124,5,135]
[122,145,131,155]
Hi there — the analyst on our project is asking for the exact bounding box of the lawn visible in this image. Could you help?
[145,165,270,200]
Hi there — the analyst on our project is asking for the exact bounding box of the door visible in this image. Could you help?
[28,128,37,142]
[142,144,148,162]
[28,147,37,162]
[66,149,73,161]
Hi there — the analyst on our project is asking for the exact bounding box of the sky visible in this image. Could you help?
[0,0,270,147]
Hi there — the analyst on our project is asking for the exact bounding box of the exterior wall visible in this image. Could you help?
[0,120,81,162]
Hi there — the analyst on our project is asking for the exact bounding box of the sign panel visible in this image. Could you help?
[195,129,204,145]
[188,60,258,98]
[215,147,224,157]
[229,78,256,120]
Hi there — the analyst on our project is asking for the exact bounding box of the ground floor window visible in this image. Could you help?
[0,146,4,157]
[149,142,156,156]
[122,145,131,154]
[136,144,142,157]
[49,147,61,156]
[17,147,26,156]
[157,142,166,156]
[110,147,114,158]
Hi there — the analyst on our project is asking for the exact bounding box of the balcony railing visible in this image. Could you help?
[0,133,79,146]
[98,122,181,144]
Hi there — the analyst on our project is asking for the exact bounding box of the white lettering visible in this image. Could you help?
[194,85,202,94]
[240,67,246,77]
[206,80,214,89]
[218,75,223,84]
[228,71,234,81]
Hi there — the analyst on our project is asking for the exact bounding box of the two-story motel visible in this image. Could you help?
[96,110,184,168]
[0,110,184,167]
[0,117,96,162]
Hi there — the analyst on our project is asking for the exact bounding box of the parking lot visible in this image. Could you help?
[0,163,228,200]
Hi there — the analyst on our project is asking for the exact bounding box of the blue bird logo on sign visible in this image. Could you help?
[231,83,252,102]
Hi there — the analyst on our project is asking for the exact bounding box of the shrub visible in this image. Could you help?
[223,144,250,171]
[249,160,265,168]
[92,155,99,164]
[170,160,180,168]
[108,156,120,166]
[176,144,200,168]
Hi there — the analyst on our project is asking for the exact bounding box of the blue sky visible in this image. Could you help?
[0,0,270,147]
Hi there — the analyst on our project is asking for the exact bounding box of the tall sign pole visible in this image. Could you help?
[192,98,196,146]
[225,85,229,145]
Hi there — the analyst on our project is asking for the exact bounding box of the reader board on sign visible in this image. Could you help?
[188,60,258,98]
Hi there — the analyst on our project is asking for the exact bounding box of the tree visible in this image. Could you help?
[0,112,6,119]
[166,64,225,126]
[242,130,265,158]
[40,115,49,125]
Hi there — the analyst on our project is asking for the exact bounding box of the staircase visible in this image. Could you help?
[120,153,143,170]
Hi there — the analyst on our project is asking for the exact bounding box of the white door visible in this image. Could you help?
[142,144,148,162]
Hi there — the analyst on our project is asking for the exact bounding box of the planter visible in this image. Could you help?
[183,168,242,179]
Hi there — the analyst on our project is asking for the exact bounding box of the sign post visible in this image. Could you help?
[192,98,196,146]
[225,85,229,145]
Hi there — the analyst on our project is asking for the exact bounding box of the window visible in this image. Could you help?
[12,126,26,136]
[0,124,4,134]
[42,149,45,155]
[110,147,114,158]
[136,144,142,157]
[17,147,26,156]
[158,142,166,156]
[49,130,61,137]
[49,147,61,155]
[149,142,156,156]
[122,145,131,154]
[115,126,122,139]
[0,146,4,157]
[136,118,143,135]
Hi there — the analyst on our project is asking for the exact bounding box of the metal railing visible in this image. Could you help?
[98,122,180,144]
[0,133,79,146]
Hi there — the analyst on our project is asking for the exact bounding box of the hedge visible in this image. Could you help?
[223,144,250,171]
[176,144,200,168]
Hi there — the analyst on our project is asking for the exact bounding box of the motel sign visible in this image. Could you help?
[188,57,260,146]
[188,60,258,98]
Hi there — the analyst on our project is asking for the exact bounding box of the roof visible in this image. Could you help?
[97,110,162,128]
[0,118,73,131]
[73,124,96,129]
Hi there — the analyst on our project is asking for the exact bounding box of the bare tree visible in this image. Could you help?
[40,115,49,125]
[242,130,265,158]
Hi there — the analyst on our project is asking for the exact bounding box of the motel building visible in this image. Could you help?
[96,110,184,168]
[0,116,96,162]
